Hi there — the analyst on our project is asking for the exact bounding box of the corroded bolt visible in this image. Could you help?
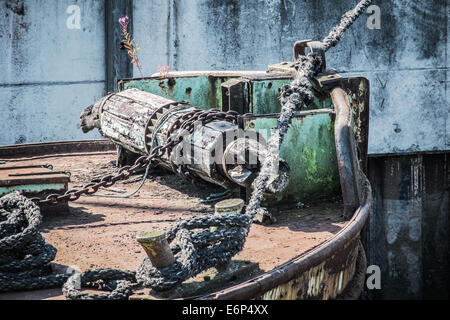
[136,230,175,268]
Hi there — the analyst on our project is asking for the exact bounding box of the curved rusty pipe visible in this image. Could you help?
[331,86,361,218]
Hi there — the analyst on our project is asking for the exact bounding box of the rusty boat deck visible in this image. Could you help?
[0,140,366,300]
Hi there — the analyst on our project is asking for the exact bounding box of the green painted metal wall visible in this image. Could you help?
[124,77,229,111]
[249,80,334,114]
[244,113,339,203]
[125,77,335,115]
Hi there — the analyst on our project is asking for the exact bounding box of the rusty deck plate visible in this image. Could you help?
[0,150,352,300]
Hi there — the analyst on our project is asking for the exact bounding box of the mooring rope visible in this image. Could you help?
[0,193,70,292]
[0,192,138,298]
[0,0,371,299]
[135,213,251,291]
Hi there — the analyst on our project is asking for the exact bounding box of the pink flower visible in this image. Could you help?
[118,16,129,28]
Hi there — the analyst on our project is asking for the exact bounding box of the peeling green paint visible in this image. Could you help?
[327,120,333,132]
[245,113,340,203]
[124,76,229,110]
[251,80,290,114]
[302,147,318,183]
[251,80,334,115]
[0,183,66,197]
[123,77,335,115]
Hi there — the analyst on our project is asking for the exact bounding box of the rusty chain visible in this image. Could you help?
[31,109,239,206]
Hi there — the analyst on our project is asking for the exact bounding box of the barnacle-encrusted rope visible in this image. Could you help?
[0,192,70,292]
[136,214,252,291]
[62,268,136,300]
[1,0,371,299]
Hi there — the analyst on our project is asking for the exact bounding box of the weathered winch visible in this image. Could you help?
[80,39,370,214]
[80,89,290,193]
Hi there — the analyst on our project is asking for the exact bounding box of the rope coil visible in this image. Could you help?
[0,193,69,292]
[63,269,136,300]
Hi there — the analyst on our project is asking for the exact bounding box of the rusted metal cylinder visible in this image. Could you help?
[97,89,193,156]
[215,198,245,215]
[81,89,290,193]
[136,230,175,268]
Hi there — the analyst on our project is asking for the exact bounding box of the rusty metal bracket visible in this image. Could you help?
[267,40,328,76]
[221,78,250,114]
[293,39,312,62]
[293,40,327,73]
[309,71,342,97]
[314,73,343,91]
[266,61,296,75]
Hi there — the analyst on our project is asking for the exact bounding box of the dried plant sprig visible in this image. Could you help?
[119,16,144,78]
[157,65,170,78]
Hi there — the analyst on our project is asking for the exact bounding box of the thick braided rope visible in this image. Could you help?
[62,268,136,300]
[0,192,136,298]
[0,193,41,251]
[136,213,250,291]
[63,213,250,296]
[322,0,373,51]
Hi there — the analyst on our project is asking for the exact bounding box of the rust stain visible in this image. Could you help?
[259,244,359,300]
